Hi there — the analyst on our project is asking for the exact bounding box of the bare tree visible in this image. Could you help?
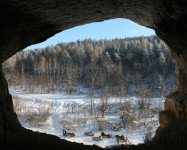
[99,87,111,118]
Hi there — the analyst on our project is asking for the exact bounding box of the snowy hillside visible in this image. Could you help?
[11,90,163,148]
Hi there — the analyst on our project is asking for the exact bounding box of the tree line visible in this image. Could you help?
[3,35,177,97]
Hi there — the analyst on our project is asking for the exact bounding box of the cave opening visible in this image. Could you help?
[2,18,178,148]
[0,1,187,150]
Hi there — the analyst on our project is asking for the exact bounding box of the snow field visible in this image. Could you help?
[11,92,163,148]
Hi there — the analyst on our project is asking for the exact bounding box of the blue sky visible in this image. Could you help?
[26,18,155,50]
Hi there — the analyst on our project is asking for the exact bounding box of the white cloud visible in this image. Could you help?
[128,21,136,25]
[132,29,139,34]
[128,21,144,34]
[128,21,144,28]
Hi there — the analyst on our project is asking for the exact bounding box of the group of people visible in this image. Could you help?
[115,135,131,144]
[62,129,75,137]
[62,129,130,144]
[101,132,112,138]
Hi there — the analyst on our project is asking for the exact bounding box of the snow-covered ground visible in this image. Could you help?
[10,89,164,148]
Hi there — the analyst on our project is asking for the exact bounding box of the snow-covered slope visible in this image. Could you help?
[11,91,163,148]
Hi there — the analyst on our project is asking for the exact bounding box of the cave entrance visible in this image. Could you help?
[3,18,177,148]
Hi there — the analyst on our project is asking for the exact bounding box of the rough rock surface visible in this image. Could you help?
[164,92,187,120]
[0,0,187,150]
[150,92,187,149]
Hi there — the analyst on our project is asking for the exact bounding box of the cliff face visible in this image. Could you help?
[0,0,187,149]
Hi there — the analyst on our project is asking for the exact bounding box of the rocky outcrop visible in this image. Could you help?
[148,92,187,149]
[0,65,21,131]
[0,0,187,150]
[164,92,187,120]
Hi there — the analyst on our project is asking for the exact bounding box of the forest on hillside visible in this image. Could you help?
[3,36,177,97]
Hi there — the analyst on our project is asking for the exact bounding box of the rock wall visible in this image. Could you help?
[0,0,187,149]
[149,92,187,149]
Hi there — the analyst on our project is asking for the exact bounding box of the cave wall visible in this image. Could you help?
[0,0,187,150]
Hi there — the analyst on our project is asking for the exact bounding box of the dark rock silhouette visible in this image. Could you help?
[0,0,187,149]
